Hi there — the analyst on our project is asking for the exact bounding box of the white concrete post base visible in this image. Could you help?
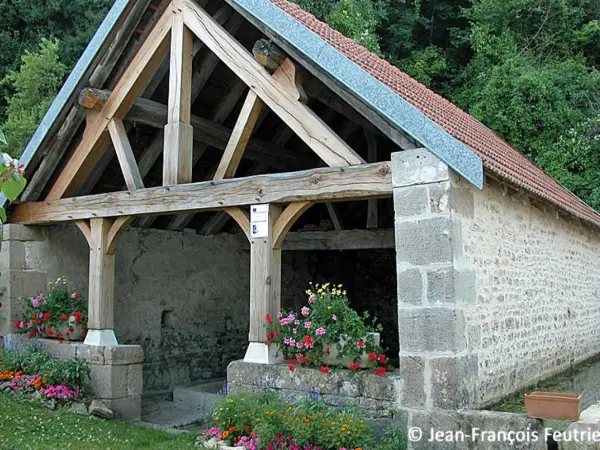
[84,329,118,346]
[244,342,282,364]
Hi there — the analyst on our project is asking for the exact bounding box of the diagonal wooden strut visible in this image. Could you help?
[46,5,174,201]
[107,119,144,190]
[181,0,365,168]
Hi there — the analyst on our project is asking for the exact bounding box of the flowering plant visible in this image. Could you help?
[14,277,87,341]
[266,283,390,375]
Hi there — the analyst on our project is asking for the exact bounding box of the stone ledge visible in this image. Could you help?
[227,360,402,418]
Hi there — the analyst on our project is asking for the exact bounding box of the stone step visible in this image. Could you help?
[141,399,205,429]
[172,379,226,416]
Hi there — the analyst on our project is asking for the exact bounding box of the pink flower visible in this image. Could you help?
[292,328,297,334]
[315,327,326,335]
[71,292,80,299]
[308,294,317,304]
[304,322,312,329]
[301,306,310,317]
[31,298,40,308]
[277,312,283,318]
[332,314,337,321]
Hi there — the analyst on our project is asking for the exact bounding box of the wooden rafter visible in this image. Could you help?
[181,0,365,167]
[214,91,264,180]
[107,119,144,190]
[46,5,173,200]
[10,162,392,225]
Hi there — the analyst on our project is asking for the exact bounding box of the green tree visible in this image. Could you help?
[1,38,67,158]
[0,0,111,118]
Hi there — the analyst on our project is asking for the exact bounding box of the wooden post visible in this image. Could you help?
[85,218,117,346]
[79,217,132,346]
[244,204,282,364]
[163,6,194,185]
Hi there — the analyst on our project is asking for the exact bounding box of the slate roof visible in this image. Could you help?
[272,0,600,227]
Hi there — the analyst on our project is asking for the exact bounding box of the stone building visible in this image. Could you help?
[1,0,599,442]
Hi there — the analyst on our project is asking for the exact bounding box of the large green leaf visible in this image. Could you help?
[1,173,27,202]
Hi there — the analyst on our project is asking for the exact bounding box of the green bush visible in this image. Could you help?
[0,345,90,392]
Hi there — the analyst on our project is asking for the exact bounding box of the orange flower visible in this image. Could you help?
[221,431,229,439]
[229,426,236,432]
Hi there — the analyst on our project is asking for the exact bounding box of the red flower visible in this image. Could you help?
[267,332,273,340]
[264,340,269,345]
[349,362,360,371]
[274,330,279,338]
[46,329,54,336]
[80,332,86,337]
[265,313,272,324]
[290,358,298,366]
[71,292,81,299]
[377,354,386,364]
[320,366,329,374]
[288,364,295,372]
[375,367,386,377]
[60,314,68,321]
[357,339,365,349]
[368,352,377,361]
[303,336,314,347]
[42,312,51,321]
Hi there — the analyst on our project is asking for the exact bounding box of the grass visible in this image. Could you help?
[0,392,197,450]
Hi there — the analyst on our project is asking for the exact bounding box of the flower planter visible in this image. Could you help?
[321,332,380,368]
[525,392,582,420]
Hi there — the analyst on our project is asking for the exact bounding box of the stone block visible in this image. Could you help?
[2,225,46,242]
[392,149,449,188]
[397,269,424,305]
[127,363,143,396]
[104,345,144,365]
[360,371,402,401]
[397,355,426,408]
[429,181,474,218]
[89,364,129,399]
[394,185,429,218]
[103,395,141,421]
[395,216,453,265]
[2,270,47,299]
[426,268,476,304]
[398,307,466,352]
[429,355,477,409]
[0,241,27,270]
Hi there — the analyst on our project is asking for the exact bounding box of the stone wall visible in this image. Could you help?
[227,360,402,419]
[1,224,312,391]
[462,180,600,406]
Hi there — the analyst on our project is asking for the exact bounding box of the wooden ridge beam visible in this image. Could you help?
[181,0,365,167]
[79,88,304,170]
[11,162,392,225]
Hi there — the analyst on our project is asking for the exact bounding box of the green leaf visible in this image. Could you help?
[0,207,6,223]
[1,174,26,201]
[0,130,6,146]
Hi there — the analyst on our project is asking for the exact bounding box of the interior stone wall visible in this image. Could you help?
[462,181,600,406]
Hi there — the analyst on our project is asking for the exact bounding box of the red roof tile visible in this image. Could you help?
[272,0,600,228]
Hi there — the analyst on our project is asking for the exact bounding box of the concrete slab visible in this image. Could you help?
[173,379,225,416]
[141,399,207,429]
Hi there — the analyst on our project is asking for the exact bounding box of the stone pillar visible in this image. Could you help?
[392,149,477,413]
[0,225,47,337]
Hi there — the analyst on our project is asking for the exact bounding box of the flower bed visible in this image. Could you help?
[0,345,89,405]
[14,277,88,342]
[196,393,406,450]
[266,284,391,375]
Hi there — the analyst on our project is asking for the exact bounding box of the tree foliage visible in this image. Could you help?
[1,38,67,158]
